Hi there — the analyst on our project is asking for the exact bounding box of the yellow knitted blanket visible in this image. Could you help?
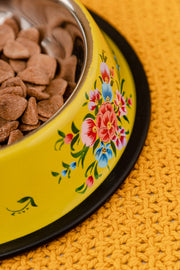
[1,0,180,269]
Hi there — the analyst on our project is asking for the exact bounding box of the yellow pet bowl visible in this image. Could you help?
[0,0,150,258]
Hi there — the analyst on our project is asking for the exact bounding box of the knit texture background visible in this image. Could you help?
[1,0,180,269]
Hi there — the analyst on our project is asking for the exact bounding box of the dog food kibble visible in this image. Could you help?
[17,27,40,43]
[9,59,27,73]
[8,129,23,145]
[18,66,50,85]
[0,94,27,121]
[21,97,38,125]
[0,24,15,51]
[0,60,14,83]
[4,17,20,36]
[27,54,57,80]
[1,77,27,97]
[0,120,19,143]
[37,95,64,119]
[0,86,24,97]
[26,87,50,100]
[4,40,30,59]
[16,37,41,56]
[44,78,68,97]
[0,9,84,148]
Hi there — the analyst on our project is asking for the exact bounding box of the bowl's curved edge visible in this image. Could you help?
[0,11,151,260]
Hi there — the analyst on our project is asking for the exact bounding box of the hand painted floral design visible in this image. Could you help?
[128,97,132,106]
[64,133,73,144]
[86,176,94,187]
[61,169,67,177]
[100,62,111,84]
[70,161,77,170]
[114,90,127,117]
[112,127,127,150]
[101,82,113,103]
[7,197,37,216]
[81,118,97,147]
[100,61,113,102]
[52,50,133,194]
[96,102,117,142]
[88,89,100,111]
[52,161,77,184]
[95,142,113,168]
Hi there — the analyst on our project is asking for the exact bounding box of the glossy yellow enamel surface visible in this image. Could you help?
[0,1,136,244]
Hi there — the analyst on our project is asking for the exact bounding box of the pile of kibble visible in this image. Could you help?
[0,12,84,147]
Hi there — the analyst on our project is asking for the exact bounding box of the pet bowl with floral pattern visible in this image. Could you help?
[0,0,150,258]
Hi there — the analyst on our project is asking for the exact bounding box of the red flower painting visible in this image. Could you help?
[96,103,117,143]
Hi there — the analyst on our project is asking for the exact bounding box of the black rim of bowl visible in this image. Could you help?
[0,11,151,260]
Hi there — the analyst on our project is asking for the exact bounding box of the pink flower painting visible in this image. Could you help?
[114,90,127,117]
[100,62,110,83]
[112,127,127,150]
[88,89,100,111]
[81,118,97,147]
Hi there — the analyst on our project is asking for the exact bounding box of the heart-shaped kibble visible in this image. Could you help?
[3,40,30,59]
[0,94,27,121]
[21,97,38,125]
[4,18,20,37]
[0,120,19,143]
[37,95,64,119]
[0,60,14,84]
[18,27,39,43]
[16,37,41,56]
[27,54,57,80]
[8,129,23,145]
[27,87,50,100]
[18,67,49,85]
[44,78,67,97]
[0,24,15,51]
[1,77,27,98]
[9,59,27,73]
[0,86,24,97]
